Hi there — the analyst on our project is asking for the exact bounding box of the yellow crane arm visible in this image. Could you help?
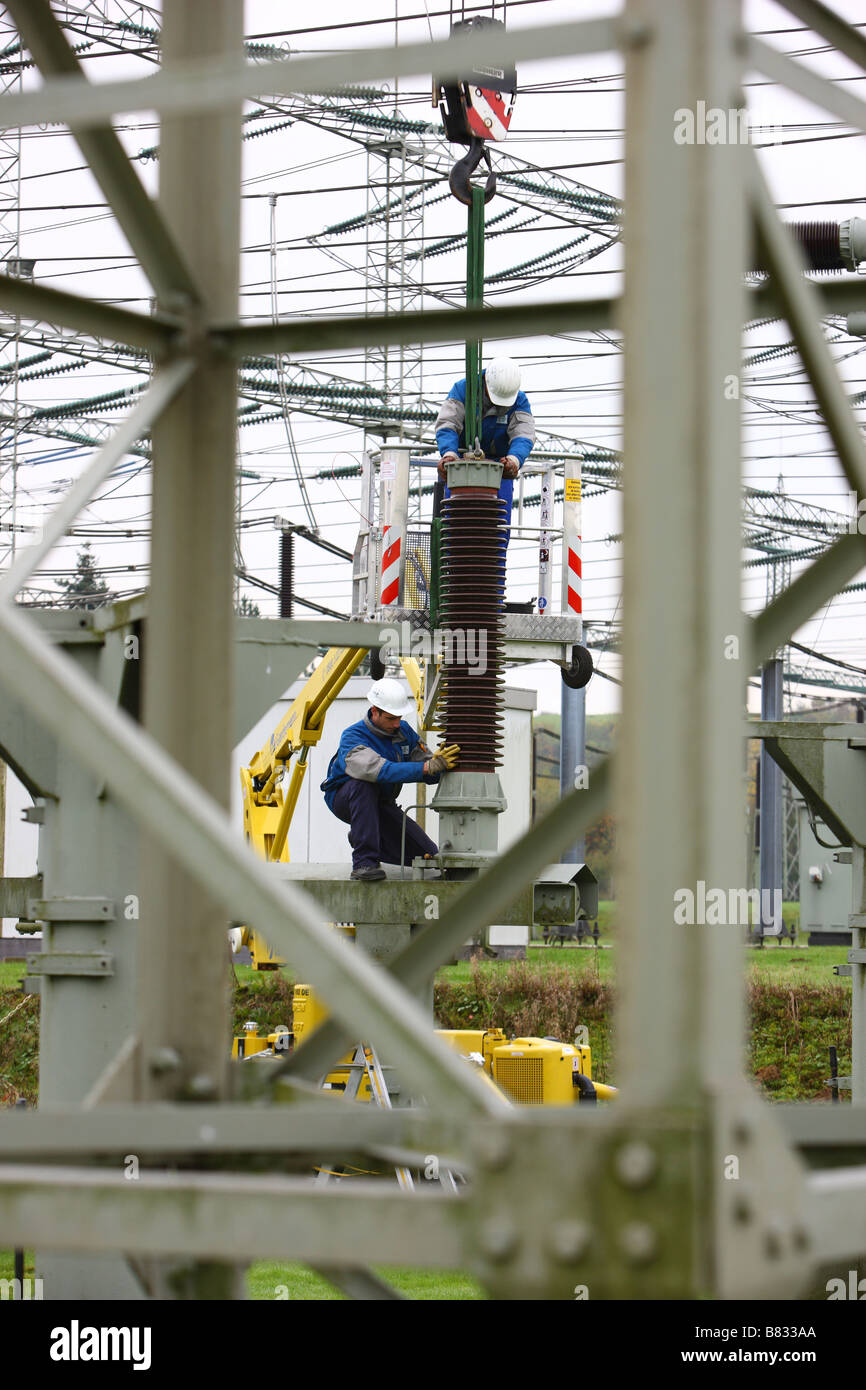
[247,644,367,786]
[238,644,368,967]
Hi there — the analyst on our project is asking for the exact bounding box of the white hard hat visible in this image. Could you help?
[484,357,521,406]
[367,677,412,718]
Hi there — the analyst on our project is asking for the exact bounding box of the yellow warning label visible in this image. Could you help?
[565,478,582,501]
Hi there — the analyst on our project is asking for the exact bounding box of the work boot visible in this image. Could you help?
[350,864,386,881]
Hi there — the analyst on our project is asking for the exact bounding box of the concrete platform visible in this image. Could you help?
[267,862,534,926]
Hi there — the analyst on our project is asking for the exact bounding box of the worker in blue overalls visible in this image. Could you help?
[321,677,460,880]
[434,356,536,537]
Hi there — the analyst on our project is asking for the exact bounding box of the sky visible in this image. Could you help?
[0,0,864,793]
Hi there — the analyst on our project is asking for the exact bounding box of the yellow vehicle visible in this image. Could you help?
[436,1028,616,1104]
[234,642,615,1108]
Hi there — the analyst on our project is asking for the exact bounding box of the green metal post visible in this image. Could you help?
[464,185,486,452]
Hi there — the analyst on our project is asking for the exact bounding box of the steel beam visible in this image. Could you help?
[806,1167,866,1263]
[758,660,784,936]
[0,1165,465,1268]
[0,17,620,130]
[778,1102,866,1157]
[0,1103,442,1162]
[779,0,866,73]
[750,37,866,141]
[232,617,382,649]
[750,277,866,321]
[751,156,866,505]
[0,601,502,1117]
[138,2,242,1117]
[218,297,616,359]
[852,848,866,1106]
[750,532,866,668]
[0,875,40,917]
[748,721,866,860]
[560,684,586,863]
[0,272,175,353]
[5,0,201,306]
[0,360,194,603]
[618,0,747,1106]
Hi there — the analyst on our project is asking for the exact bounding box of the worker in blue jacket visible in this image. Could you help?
[434,356,535,528]
[321,677,460,880]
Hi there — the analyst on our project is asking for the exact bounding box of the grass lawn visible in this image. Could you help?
[0,1249,483,1300]
[5,936,848,998]
[437,941,847,990]
[439,944,615,985]
[0,1248,34,1279]
[0,959,28,991]
[745,942,848,986]
[246,1261,484,1300]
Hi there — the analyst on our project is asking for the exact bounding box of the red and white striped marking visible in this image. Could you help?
[566,544,582,616]
[561,464,583,629]
[466,87,512,142]
[380,525,401,606]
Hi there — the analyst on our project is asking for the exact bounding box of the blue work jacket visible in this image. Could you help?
[434,372,536,515]
[321,715,436,811]
[434,372,536,466]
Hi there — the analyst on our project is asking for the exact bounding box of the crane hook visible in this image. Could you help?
[448,136,496,207]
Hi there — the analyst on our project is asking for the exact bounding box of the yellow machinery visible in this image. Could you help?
[236,1009,617,1107]
[436,1028,616,1104]
[230,1022,291,1060]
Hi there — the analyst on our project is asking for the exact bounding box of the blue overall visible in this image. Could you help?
[435,372,536,567]
[321,715,439,871]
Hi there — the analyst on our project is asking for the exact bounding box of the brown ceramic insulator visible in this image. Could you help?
[439,489,507,771]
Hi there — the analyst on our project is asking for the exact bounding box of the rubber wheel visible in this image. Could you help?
[561,645,594,689]
[369,648,386,680]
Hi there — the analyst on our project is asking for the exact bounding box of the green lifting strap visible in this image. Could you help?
[464,184,486,453]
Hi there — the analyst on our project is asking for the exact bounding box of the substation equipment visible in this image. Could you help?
[796,792,855,947]
[0,0,865,1302]
[235,18,598,1119]
[235,437,601,1113]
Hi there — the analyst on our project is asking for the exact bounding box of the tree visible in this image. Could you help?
[57,543,112,610]
[584,811,615,858]
[235,594,261,617]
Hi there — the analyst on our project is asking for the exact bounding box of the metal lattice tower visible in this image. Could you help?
[783,777,800,902]
[363,138,428,455]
